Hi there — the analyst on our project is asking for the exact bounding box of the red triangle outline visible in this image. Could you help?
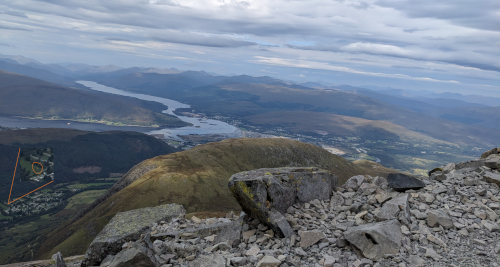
[7,147,55,205]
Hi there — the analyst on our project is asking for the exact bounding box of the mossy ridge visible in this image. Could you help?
[39,138,397,258]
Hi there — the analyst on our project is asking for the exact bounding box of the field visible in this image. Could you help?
[0,179,116,264]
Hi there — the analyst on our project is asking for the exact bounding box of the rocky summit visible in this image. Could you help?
[52,148,499,267]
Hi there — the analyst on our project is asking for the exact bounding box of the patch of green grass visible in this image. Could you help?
[95,177,120,182]
[65,190,107,210]
[68,183,114,190]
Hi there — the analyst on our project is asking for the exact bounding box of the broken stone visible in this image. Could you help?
[427,210,453,229]
[483,171,500,185]
[374,194,409,222]
[344,220,402,260]
[108,242,158,267]
[256,255,281,267]
[298,230,326,248]
[191,254,226,267]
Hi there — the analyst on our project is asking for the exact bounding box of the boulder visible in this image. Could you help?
[344,220,402,260]
[484,171,500,185]
[481,147,499,159]
[108,242,158,267]
[484,155,500,170]
[229,167,337,237]
[81,204,185,266]
[427,210,453,229]
[387,173,425,192]
[51,252,66,267]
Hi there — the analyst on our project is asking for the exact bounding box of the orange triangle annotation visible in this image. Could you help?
[7,147,54,205]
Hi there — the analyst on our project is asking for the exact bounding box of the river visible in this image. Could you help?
[76,81,241,139]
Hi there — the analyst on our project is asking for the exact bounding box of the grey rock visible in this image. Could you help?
[82,204,185,266]
[246,245,260,256]
[374,194,409,222]
[455,160,486,170]
[482,220,500,232]
[294,247,308,257]
[210,242,231,252]
[427,210,453,229]
[387,173,425,192]
[408,255,425,266]
[100,254,115,266]
[323,255,336,267]
[51,252,66,267]
[256,255,281,267]
[485,155,500,170]
[345,175,365,191]
[152,213,244,246]
[230,257,247,266]
[298,230,326,248]
[344,220,402,260]
[483,171,500,185]
[268,209,294,238]
[429,171,446,181]
[191,254,226,267]
[330,191,345,209]
[481,147,499,159]
[108,242,158,267]
[229,167,336,237]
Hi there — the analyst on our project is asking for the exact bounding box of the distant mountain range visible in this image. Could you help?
[79,66,500,147]
[0,70,188,128]
[1,54,499,172]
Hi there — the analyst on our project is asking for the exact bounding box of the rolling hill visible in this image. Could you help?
[0,71,188,128]
[38,138,396,259]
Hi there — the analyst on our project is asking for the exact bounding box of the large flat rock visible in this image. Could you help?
[228,167,337,237]
[81,204,185,266]
[387,173,425,192]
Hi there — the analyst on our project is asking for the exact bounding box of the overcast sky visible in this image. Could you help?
[1,0,500,96]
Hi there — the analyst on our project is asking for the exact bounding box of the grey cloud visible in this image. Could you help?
[0,24,32,31]
[377,0,500,31]
[152,33,257,48]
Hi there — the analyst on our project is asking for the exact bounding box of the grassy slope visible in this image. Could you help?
[244,110,453,145]
[0,71,188,127]
[39,138,396,258]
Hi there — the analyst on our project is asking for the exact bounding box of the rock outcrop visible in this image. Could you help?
[78,148,500,266]
[228,167,337,237]
[81,204,185,266]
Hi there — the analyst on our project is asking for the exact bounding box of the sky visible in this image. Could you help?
[1,0,500,96]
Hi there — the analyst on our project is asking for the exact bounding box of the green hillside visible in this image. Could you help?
[0,71,188,128]
[0,128,179,264]
[39,138,396,258]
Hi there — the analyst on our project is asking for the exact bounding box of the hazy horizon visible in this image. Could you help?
[1,1,499,97]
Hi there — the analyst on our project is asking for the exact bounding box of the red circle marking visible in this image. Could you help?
[32,162,44,175]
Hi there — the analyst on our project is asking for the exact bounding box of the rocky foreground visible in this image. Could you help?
[53,148,499,267]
